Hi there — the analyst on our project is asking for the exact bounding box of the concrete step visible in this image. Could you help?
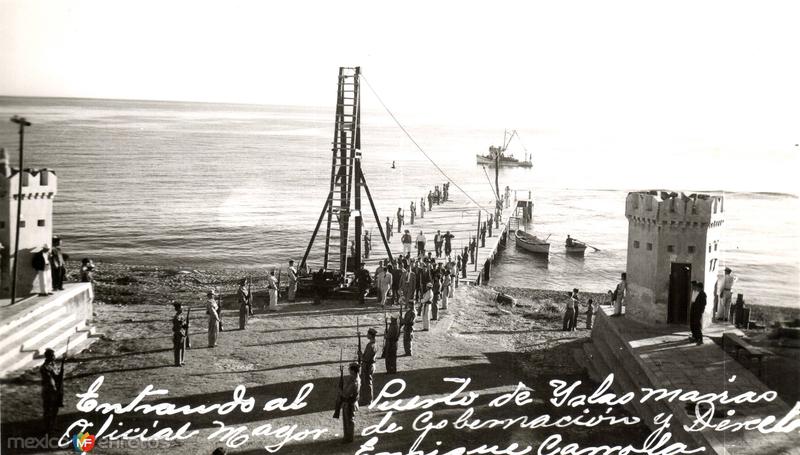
[0,304,68,354]
[19,309,75,352]
[33,320,87,356]
[0,319,85,376]
[0,295,67,335]
[5,329,98,378]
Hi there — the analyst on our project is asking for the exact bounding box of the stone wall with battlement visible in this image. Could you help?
[624,190,724,326]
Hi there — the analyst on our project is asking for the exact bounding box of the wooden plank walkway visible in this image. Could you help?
[362,189,518,284]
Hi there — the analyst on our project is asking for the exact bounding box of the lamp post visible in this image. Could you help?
[10,115,31,305]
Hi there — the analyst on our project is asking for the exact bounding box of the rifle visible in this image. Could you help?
[276,269,282,302]
[357,317,362,363]
[186,304,192,349]
[332,347,344,419]
[380,307,388,358]
[57,336,70,407]
[247,276,253,314]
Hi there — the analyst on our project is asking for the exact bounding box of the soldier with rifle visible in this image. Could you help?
[384,315,400,373]
[40,339,68,435]
[359,324,378,406]
[206,290,220,348]
[186,301,192,349]
[172,302,188,366]
[216,286,224,332]
[355,263,371,305]
[338,362,361,443]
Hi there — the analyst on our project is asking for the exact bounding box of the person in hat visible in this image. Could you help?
[32,244,53,296]
[612,273,627,317]
[384,316,400,374]
[400,300,416,356]
[401,229,413,256]
[40,347,61,434]
[419,282,434,331]
[715,267,737,321]
[172,302,188,366]
[267,270,279,311]
[689,281,707,345]
[50,236,68,291]
[339,362,361,443]
[359,328,378,406]
[206,290,220,347]
[563,291,576,331]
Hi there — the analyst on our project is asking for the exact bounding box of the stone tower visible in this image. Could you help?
[624,190,724,326]
[0,148,58,298]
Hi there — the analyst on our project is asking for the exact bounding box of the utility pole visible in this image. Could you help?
[10,116,31,305]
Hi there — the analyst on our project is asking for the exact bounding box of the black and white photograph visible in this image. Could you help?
[0,1,798,454]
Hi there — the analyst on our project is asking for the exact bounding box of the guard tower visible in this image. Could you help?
[624,190,724,326]
[300,67,392,278]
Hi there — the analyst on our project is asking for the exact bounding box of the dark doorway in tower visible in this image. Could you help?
[668,263,692,324]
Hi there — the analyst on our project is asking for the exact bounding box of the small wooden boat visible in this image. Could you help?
[515,230,550,254]
[565,236,588,255]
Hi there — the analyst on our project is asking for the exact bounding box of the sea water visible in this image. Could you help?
[0,96,796,309]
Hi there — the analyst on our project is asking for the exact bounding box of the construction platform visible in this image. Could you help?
[362,189,519,284]
[0,283,98,377]
[583,305,796,454]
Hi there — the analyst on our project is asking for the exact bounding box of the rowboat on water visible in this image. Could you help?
[565,235,588,255]
[514,230,550,255]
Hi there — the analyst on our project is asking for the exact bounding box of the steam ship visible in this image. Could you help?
[476,129,532,168]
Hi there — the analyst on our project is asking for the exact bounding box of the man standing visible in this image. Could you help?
[715,267,737,321]
[238,279,250,330]
[40,348,61,435]
[401,264,416,305]
[612,273,627,316]
[434,230,443,258]
[380,265,393,307]
[420,197,425,218]
[689,281,707,345]
[469,237,476,264]
[420,283,433,331]
[339,363,361,443]
[460,249,468,278]
[32,245,53,296]
[397,208,404,233]
[50,237,67,291]
[401,303,416,356]
[431,269,441,321]
[385,217,393,242]
[287,260,298,303]
[359,328,378,406]
[363,232,371,259]
[441,271,451,311]
[355,263,371,305]
[416,231,426,258]
[488,214,493,237]
[427,191,433,211]
[410,201,415,224]
[571,289,580,331]
[267,270,279,311]
[207,290,220,347]
[401,230,413,256]
[384,317,400,373]
[390,264,402,305]
[443,231,455,258]
[480,223,487,248]
[172,302,188,366]
[562,292,575,331]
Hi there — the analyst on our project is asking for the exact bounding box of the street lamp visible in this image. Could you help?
[10,115,31,305]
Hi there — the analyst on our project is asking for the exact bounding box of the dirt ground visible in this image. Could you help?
[1,263,659,454]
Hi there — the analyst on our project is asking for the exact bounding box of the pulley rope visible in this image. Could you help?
[360,73,494,216]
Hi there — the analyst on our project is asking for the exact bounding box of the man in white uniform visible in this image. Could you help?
[715,267,737,321]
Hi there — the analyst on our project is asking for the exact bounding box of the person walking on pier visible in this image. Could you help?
[172,302,188,366]
[359,328,378,406]
[384,317,400,373]
[689,281,707,344]
[427,191,433,211]
[401,302,416,355]
[207,290,220,347]
[287,260,298,302]
[441,270,451,311]
[469,237,477,264]
[390,264,402,305]
[420,282,433,331]
[461,249,468,278]
[488,214,494,237]
[612,273,627,317]
[434,230,443,258]
[410,201,415,224]
[431,268,441,321]
[385,217,393,242]
[420,197,425,218]
[416,230,426,258]
[237,279,250,330]
[267,270,279,311]
[401,264,416,305]
[397,208,404,233]
[480,223,487,248]
[380,265,393,307]
[39,348,61,435]
[443,231,455,257]
[339,362,361,443]
[562,292,575,331]
[401,230,413,256]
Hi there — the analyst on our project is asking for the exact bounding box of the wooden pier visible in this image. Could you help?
[362,190,521,284]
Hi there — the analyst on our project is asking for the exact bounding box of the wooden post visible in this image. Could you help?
[10,116,31,305]
[474,210,481,272]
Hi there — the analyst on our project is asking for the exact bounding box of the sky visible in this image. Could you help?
[1,0,799,192]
